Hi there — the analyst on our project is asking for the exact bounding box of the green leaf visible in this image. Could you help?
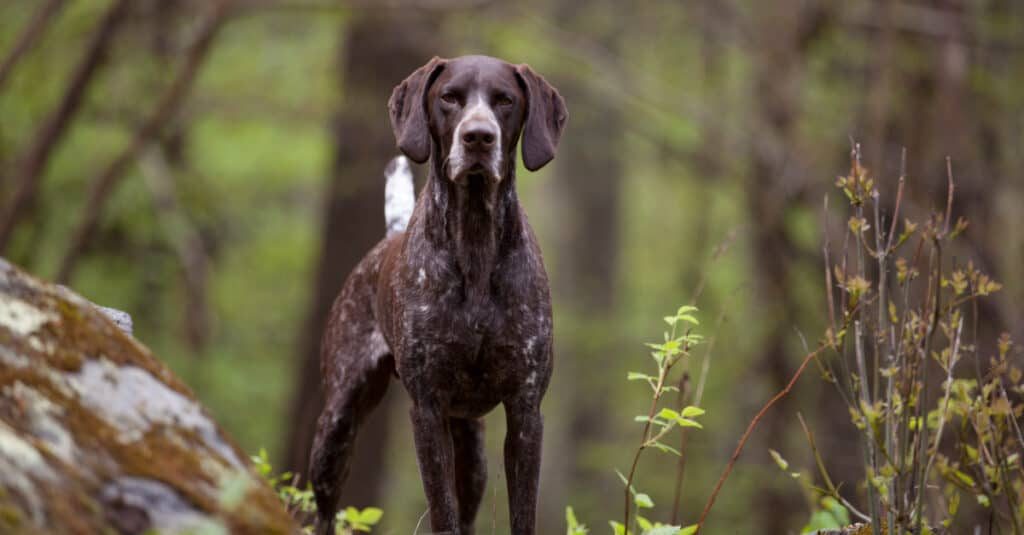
[634,493,654,509]
[820,497,850,526]
[953,470,976,488]
[628,372,652,381]
[678,315,699,325]
[650,441,682,456]
[677,418,702,429]
[610,521,626,535]
[566,506,589,534]
[659,408,680,421]
[801,510,842,532]
[357,507,383,524]
[679,525,699,535]
[566,506,579,526]
[637,516,653,531]
[645,526,683,535]
[768,449,789,471]
[800,497,850,533]
[680,406,705,418]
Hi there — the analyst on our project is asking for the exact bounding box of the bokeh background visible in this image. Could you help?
[1,0,1022,532]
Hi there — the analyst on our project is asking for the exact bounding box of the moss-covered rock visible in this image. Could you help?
[0,258,297,534]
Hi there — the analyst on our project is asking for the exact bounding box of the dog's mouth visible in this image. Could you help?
[452,162,499,186]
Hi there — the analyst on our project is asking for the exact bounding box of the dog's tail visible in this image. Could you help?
[384,155,414,236]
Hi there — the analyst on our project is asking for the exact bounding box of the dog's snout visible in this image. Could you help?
[461,122,497,151]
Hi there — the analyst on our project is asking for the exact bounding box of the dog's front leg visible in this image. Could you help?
[504,397,543,535]
[410,400,460,533]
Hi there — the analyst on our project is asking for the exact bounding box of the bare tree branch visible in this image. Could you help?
[55,0,235,284]
[139,147,211,353]
[0,0,68,91]
[0,0,130,251]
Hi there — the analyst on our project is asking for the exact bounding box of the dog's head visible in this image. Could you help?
[388,55,567,185]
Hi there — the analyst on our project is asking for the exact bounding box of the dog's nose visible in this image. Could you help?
[461,122,497,152]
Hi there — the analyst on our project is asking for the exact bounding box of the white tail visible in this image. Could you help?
[384,156,414,236]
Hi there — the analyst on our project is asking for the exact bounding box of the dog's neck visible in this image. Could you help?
[422,155,522,298]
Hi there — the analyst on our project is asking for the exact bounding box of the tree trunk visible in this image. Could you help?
[543,0,625,527]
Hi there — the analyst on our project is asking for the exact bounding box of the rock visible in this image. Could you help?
[56,285,135,336]
[0,258,297,534]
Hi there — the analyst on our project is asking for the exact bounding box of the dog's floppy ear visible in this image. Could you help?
[388,57,447,164]
[515,64,568,171]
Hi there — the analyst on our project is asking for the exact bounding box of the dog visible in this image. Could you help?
[309,55,567,535]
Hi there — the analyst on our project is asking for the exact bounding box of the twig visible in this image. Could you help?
[0,0,130,251]
[694,344,826,533]
[623,348,673,531]
[0,0,68,90]
[919,316,964,498]
[796,412,870,522]
[670,372,692,524]
[942,157,954,238]
[912,240,943,533]
[412,508,429,534]
[55,0,235,283]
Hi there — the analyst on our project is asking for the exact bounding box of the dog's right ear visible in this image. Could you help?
[388,57,447,164]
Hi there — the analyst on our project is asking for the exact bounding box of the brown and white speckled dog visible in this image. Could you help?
[309,55,567,535]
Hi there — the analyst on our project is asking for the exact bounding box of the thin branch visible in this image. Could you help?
[0,0,68,90]
[55,0,235,284]
[912,240,943,533]
[920,316,964,496]
[695,344,827,533]
[884,148,907,254]
[942,157,955,238]
[139,148,211,353]
[796,412,870,523]
[0,0,130,251]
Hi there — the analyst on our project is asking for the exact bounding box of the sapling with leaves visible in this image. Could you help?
[812,146,1020,534]
[564,305,707,535]
[615,305,706,535]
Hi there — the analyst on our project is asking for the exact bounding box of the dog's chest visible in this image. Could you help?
[390,262,551,414]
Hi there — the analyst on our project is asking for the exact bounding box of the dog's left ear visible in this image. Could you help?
[389,57,447,163]
[515,64,568,171]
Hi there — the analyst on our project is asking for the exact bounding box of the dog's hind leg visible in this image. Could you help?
[309,329,393,535]
[451,417,487,534]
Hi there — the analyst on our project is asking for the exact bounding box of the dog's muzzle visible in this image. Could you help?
[448,96,502,184]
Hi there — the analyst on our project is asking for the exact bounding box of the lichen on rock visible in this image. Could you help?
[0,258,296,534]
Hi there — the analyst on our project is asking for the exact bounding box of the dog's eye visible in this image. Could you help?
[441,92,459,105]
[495,94,513,107]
